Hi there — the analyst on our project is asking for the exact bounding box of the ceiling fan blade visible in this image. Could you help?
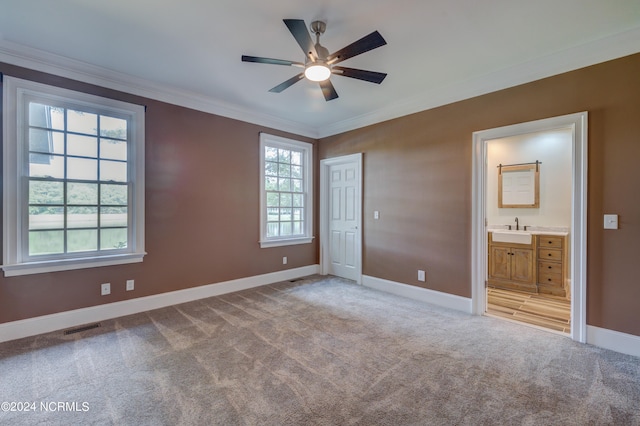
[269,73,305,93]
[283,19,317,61]
[319,79,339,101]
[242,55,303,67]
[327,31,387,65]
[332,66,387,84]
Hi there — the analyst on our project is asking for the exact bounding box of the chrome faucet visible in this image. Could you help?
[515,217,519,231]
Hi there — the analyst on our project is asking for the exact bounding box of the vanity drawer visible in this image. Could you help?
[538,236,563,249]
[538,261,562,275]
[539,249,562,261]
[538,271,563,286]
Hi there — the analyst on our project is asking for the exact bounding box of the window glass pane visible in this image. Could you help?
[67,157,98,180]
[279,178,290,191]
[29,180,64,204]
[278,163,291,177]
[265,177,278,191]
[293,208,303,221]
[100,160,127,182]
[29,103,64,130]
[101,207,128,227]
[278,149,290,163]
[29,206,64,230]
[291,179,303,193]
[280,222,292,236]
[266,192,279,207]
[293,221,302,235]
[265,147,278,161]
[29,230,64,255]
[100,116,127,139]
[29,129,64,154]
[100,228,128,250]
[67,109,97,135]
[100,184,128,205]
[265,161,278,176]
[267,222,279,238]
[291,165,302,179]
[290,151,302,166]
[100,139,127,161]
[30,154,64,178]
[67,229,98,252]
[67,182,98,205]
[267,208,279,222]
[68,207,98,228]
[280,193,292,207]
[68,134,98,158]
[280,208,292,221]
[292,194,304,207]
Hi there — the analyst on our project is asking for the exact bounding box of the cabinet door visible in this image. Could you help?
[511,248,534,284]
[489,246,511,280]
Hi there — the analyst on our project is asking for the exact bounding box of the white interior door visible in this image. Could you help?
[320,154,362,282]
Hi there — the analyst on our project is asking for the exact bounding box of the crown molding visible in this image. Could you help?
[318,25,640,138]
[0,40,319,139]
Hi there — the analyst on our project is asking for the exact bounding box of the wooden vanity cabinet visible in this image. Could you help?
[536,234,568,297]
[488,234,537,292]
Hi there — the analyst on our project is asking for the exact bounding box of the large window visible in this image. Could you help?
[2,76,145,276]
[259,133,313,248]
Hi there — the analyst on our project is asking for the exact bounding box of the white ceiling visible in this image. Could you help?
[1,0,640,138]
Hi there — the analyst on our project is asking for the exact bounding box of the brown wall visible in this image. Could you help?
[3,53,640,338]
[319,53,640,337]
[0,63,319,324]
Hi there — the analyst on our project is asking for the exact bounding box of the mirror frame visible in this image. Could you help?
[498,163,540,208]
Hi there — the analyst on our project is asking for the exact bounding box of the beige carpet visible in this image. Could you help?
[1,275,639,425]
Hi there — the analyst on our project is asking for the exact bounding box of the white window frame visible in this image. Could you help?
[259,133,314,248]
[2,76,146,276]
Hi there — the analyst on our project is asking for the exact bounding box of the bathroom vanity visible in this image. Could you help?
[488,230,568,297]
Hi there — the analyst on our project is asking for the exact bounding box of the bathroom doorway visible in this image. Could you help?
[485,129,572,333]
[471,112,588,342]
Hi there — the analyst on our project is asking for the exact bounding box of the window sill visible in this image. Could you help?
[1,252,146,277]
[259,237,314,249]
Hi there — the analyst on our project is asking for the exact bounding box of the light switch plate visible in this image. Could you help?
[604,214,618,229]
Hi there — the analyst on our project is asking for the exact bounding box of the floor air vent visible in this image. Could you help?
[64,323,101,335]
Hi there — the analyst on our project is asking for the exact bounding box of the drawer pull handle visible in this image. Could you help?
[548,253,552,256]
[548,241,552,244]
[548,278,552,281]
[548,266,552,269]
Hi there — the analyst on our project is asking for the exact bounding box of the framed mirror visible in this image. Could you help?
[498,163,540,208]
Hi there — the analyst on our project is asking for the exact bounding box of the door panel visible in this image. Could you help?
[326,158,361,281]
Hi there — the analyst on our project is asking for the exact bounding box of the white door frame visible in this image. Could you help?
[471,112,588,342]
[319,153,363,283]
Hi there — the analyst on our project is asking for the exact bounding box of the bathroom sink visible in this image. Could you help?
[491,230,532,244]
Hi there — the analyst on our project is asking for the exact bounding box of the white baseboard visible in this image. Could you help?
[0,265,320,343]
[361,275,473,314]
[587,325,640,358]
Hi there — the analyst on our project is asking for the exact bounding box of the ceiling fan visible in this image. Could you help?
[242,19,387,101]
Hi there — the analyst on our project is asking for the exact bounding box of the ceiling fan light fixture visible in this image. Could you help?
[304,63,331,82]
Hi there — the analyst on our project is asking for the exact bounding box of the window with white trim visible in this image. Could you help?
[2,76,145,276]
[259,133,313,248]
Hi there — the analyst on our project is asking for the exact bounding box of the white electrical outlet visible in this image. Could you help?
[126,279,135,291]
[604,214,618,229]
[101,283,111,296]
[283,256,288,265]
[418,270,426,282]
[374,211,380,220]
